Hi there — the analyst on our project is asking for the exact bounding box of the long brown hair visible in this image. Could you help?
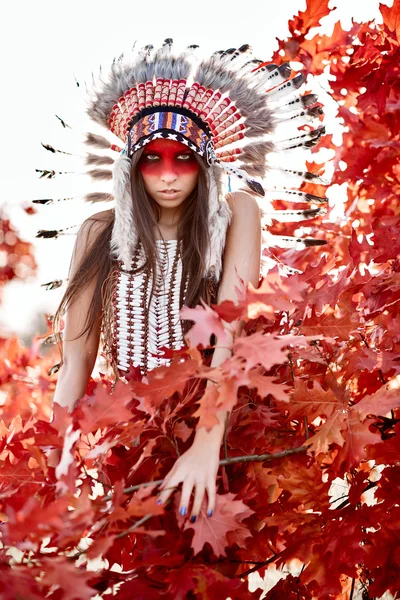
[53,148,218,361]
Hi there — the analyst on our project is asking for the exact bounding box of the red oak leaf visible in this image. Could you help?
[183,492,254,557]
[380,0,400,42]
[305,409,347,455]
[367,423,400,465]
[173,419,193,443]
[78,380,133,434]
[215,270,308,323]
[237,404,280,440]
[86,533,117,560]
[247,367,291,401]
[180,300,228,347]
[354,375,400,421]
[234,332,311,372]
[288,0,333,37]
[131,358,198,410]
[277,461,331,510]
[40,557,96,600]
[300,308,360,340]
[337,409,381,470]
[284,380,342,422]
[0,567,44,600]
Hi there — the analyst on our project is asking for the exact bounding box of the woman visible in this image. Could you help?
[49,40,325,523]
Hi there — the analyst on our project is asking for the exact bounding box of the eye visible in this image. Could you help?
[177,153,193,161]
[143,154,160,161]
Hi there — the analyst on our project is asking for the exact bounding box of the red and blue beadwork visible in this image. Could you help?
[126,108,215,165]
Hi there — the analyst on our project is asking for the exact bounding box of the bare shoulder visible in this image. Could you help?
[225,190,261,218]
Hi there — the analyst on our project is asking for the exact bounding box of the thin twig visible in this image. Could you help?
[115,513,154,540]
[288,351,295,382]
[334,481,377,511]
[303,416,309,440]
[239,552,281,577]
[219,445,306,466]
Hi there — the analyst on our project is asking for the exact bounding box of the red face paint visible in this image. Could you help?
[138,139,199,177]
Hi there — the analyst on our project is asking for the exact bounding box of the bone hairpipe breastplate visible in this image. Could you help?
[112,240,188,375]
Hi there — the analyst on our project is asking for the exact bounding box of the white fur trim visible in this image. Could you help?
[111,155,137,265]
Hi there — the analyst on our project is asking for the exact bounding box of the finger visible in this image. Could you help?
[190,483,205,521]
[206,480,217,517]
[158,462,178,490]
[179,477,194,518]
[157,474,181,504]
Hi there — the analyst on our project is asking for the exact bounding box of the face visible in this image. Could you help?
[138,139,199,208]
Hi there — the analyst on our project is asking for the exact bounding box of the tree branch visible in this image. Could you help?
[102,445,307,501]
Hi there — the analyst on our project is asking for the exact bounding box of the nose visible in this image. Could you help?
[160,159,178,183]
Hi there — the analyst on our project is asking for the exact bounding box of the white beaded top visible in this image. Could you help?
[112,240,188,375]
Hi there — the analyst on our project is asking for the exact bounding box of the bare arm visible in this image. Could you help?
[193,189,262,444]
[158,191,262,518]
[52,214,111,412]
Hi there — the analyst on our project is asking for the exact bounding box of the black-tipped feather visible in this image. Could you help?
[41,143,73,156]
[41,279,63,290]
[55,114,72,129]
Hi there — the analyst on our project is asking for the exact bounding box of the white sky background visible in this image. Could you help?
[0,0,390,341]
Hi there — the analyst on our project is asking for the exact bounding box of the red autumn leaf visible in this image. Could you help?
[131,357,199,410]
[180,300,229,347]
[237,404,280,440]
[40,557,97,600]
[283,379,343,422]
[246,367,291,401]
[233,332,311,372]
[354,375,400,421]
[288,0,333,37]
[277,460,331,510]
[371,224,400,262]
[0,567,44,600]
[305,408,347,455]
[173,419,193,443]
[86,533,117,560]
[183,492,254,557]
[299,308,360,340]
[336,409,381,470]
[78,380,133,434]
[380,0,400,42]
[367,423,400,465]
[111,485,165,521]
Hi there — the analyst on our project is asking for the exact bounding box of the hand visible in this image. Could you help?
[157,437,220,522]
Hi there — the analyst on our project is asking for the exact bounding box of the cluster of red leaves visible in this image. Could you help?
[0,215,37,303]
[1,1,400,598]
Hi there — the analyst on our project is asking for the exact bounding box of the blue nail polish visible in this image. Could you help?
[156,498,162,505]
[180,506,187,516]
[190,515,197,523]
[207,509,213,517]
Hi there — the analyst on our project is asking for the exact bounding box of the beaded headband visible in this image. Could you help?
[125,107,214,162]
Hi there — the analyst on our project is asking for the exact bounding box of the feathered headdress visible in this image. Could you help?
[36,39,329,280]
